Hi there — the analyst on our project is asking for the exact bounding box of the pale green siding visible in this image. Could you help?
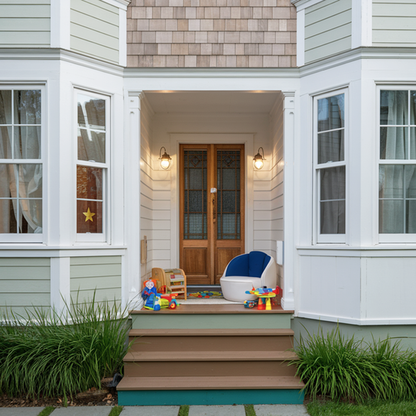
[0,258,50,316]
[0,1,50,47]
[70,256,122,304]
[373,0,416,46]
[70,0,119,64]
[305,0,352,64]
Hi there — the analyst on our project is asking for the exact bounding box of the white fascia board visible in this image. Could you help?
[0,49,124,77]
[124,68,300,79]
[291,0,325,11]
[299,47,416,78]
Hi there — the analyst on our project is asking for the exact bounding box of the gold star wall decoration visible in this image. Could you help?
[83,207,95,222]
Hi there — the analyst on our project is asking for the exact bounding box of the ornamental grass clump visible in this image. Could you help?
[291,325,416,403]
[0,293,131,399]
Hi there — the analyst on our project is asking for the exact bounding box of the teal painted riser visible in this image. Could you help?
[132,314,291,329]
[119,389,304,406]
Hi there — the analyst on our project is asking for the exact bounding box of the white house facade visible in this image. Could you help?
[1,0,416,347]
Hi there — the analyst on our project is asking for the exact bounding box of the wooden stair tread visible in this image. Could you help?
[124,350,298,362]
[129,328,294,337]
[118,376,304,391]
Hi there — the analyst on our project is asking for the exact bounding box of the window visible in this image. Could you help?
[379,89,416,238]
[0,89,43,241]
[76,91,109,241]
[314,91,346,243]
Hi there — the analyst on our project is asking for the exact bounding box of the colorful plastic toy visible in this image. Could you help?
[245,286,280,310]
[142,279,179,311]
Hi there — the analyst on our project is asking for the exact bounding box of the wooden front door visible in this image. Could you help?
[180,144,245,285]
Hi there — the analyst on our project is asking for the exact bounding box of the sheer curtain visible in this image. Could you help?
[0,90,42,234]
[379,90,416,233]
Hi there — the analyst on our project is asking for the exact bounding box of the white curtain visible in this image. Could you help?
[379,90,416,233]
[0,90,42,234]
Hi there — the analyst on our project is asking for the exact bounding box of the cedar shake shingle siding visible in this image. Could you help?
[127,0,297,68]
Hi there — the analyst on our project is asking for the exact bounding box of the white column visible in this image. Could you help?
[281,92,296,311]
[124,93,144,310]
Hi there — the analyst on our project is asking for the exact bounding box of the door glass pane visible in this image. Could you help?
[217,150,240,240]
[183,150,207,240]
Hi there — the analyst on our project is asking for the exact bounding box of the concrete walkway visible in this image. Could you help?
[0,405,309,416]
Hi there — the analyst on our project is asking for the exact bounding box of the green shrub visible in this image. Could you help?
[291,325,416,403]
[0,293,131,399]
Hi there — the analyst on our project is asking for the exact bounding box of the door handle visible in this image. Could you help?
[212,195,216,223]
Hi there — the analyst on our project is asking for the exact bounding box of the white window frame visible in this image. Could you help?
[313,89,348,244]
[378,85,416,243]
[0,85,45,243]
[75,89,110,243]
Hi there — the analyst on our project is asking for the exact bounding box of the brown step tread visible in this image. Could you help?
[130,304,293,315]
[129,328,294,337]
[124,350,298,362]
[117,376,304,391]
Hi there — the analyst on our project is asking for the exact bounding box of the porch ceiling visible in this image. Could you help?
[144,91,280,114]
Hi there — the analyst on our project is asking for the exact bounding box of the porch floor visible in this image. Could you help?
[131,303,292,315]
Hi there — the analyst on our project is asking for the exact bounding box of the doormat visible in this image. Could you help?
[188,290,223,299]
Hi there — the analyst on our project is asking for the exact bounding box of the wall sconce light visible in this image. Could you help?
[253,147,265,170]
[159,147,172,170]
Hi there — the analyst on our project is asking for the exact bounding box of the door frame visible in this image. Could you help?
[170,133,255,269]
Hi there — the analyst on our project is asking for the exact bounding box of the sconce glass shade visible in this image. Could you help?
[253,147,265,170]
[159,147,172,170]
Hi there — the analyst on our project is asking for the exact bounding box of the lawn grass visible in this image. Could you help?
[108,406,124,416]
[38,407,55,416]
[244,404,256,416]
[308,400,416,416]
[178,405,190,416]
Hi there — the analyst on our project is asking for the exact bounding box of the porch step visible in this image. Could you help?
[128,328,294,352]
[118,375,304,390]
[118,322,304,405]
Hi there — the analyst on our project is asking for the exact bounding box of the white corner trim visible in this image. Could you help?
[297,9,305,67]
[352,0,372,48]
[50,0,70,49]
[119,8,127,67]
[362,0,372,47]
[50,257,71,315]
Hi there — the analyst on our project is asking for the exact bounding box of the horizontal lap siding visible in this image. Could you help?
[0,1,50,47]
[70,256,122,304]
[0,258,50,316]
[305,0,351,64]
[70,0,119,64]
[373,1,416,46]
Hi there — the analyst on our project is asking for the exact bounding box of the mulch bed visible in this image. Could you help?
[0,379,118,408]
